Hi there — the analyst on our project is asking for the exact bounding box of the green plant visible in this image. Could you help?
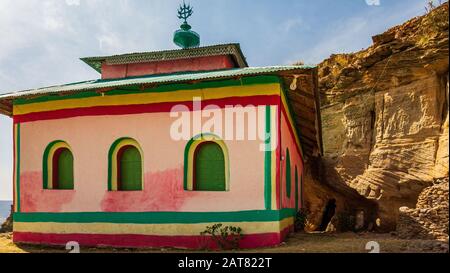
[200,224,243,250]
[294,209,308,232]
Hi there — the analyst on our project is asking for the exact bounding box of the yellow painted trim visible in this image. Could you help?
[110,139,144,191]
[280,217,294,231]
[281,92,304,160]
[46,142,72,189]
[14,220,291,236]
[13,84,281,115]
[13,124,18,212]
[270,106,278,210]
[186,135,230,191]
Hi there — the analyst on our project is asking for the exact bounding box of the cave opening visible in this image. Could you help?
[318,199,337,231]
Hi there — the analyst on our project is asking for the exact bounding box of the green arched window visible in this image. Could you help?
[286,148,292,198]
[53,148,74,190]
[118,146,142,191]
[43,141,74,190]
[194,142,226,191]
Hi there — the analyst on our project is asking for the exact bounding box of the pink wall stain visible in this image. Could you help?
[101,167,198,212]
[20,171,76,213]
[19,109,266,213]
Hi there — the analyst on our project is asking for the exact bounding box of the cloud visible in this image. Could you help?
[365,0,381,6]
[285,0,427,65]
[279,18,304,34]
[65,0,81,6]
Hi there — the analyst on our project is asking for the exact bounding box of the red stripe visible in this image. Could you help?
[280,104,304,164]
[280,225,294,241]
[13,95,280,124]
[13,231,288,249]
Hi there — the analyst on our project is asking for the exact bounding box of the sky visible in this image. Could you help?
[0,0,439,200]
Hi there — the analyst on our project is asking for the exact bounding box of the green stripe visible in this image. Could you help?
[264,106,272,210]
[108,138,133,191]
[13,76,280,105]
[14,209,296,224]
[16,124,21,212]
[183,138,195,190]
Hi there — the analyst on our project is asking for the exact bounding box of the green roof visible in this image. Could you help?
[80,43,249,73]
[0,65,315,102]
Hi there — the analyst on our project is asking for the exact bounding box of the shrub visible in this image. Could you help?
[200,224,243,250]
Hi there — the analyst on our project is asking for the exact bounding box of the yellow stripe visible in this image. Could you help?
[271,106,278,210]
[46,142,72,189]
[13,84,281,115]
[14,219,293,236]
[13,124,18,212]
[280,217,294,231]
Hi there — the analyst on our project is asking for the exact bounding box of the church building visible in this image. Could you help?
[0,3,323,249]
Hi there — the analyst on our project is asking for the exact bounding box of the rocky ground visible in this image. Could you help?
[0,232,447,253]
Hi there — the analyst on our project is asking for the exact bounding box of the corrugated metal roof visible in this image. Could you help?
[80,43,249,73]
[0,65,315,101]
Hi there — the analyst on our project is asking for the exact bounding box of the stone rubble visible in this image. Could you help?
[397,177,449,247]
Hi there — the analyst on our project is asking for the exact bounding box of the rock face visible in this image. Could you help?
[311,3,449,231]
[397,177,449,243]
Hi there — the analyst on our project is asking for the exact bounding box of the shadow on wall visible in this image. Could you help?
[303,156,379,233]
[318,199,336,231]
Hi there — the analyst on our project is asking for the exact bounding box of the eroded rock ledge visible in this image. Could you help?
[304,3,449,231]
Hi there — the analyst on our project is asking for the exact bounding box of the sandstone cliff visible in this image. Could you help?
[308,2,449,231]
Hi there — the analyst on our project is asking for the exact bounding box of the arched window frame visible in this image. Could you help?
[286,148,292,198]
[184,133,230,191]
[108,138,144,191]
[43,140,74,190]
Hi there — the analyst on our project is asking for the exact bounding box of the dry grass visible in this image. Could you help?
[1,232,447,253]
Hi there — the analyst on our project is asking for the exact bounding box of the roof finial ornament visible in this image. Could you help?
[173,1,200,49]
[178,0,193,25]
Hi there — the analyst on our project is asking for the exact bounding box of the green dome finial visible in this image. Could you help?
[173,1,200,49]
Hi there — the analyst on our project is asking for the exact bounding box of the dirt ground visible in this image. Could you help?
[0,232,448,253]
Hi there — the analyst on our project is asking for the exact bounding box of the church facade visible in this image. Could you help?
[0,10,323,250]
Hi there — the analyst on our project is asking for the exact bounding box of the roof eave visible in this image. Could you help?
[79,43,249,74]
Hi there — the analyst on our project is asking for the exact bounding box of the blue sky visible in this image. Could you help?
[0,0,437,200]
